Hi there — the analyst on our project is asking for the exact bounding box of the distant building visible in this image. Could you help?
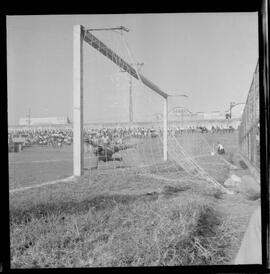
[168,109,241,121]
[19,117,70,126]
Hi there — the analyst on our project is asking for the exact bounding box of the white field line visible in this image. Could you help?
[140,173,191,182]
[9,176,75,194]
[9,159,71,164]
[9,152,217,165]
[9,156,92,164]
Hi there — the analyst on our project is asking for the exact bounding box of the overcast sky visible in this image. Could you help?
[7,13,258,125]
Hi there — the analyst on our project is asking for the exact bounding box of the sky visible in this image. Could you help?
[7,13,258,125]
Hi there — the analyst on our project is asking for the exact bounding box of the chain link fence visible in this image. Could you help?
[239,61,260,171]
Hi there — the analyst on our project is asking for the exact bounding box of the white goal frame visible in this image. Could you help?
[73,25,169,177]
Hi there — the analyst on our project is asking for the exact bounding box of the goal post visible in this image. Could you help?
[73,25,84,176]
[73,24,169,177]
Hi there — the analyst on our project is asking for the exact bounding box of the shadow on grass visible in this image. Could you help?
[239,160,248,170]
[10,181,224,226]
[10,190,165,225]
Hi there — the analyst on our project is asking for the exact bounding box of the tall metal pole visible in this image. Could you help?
[163,97,168,161]
[129,76,133,126]
[228,102,245,119]
[73,25,84,177]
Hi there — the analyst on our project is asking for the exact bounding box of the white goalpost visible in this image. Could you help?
[73,24,169,177]
[73,25,84,176]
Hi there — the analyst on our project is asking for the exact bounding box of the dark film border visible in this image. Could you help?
[1,0,269,272]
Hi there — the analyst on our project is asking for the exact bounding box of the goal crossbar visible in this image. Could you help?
[83,29,168,99]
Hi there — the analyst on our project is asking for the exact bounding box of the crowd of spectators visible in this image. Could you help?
[8,124,238,148]
[8,128,73,148]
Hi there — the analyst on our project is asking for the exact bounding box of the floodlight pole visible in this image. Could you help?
[73,25,84,177]
[227,102,245,119]
[121,62,144,127]
[129,76,133,126]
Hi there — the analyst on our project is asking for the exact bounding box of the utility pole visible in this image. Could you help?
[27,108,31,128]
[121,62,144,127]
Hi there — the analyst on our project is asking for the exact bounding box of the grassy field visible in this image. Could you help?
[9,131,260,268]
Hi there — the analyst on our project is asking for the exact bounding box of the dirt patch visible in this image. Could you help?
[161,185,191,198]
[239,160,248,170]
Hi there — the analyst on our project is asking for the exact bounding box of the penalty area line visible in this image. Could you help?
[9,176,75,194]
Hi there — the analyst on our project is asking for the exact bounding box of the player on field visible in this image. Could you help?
[217,142,225,154]
[86,135,137,163]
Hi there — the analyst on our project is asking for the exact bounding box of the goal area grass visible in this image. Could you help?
[9,131,259,267]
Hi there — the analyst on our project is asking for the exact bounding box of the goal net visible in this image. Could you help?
[80,26,233,193]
